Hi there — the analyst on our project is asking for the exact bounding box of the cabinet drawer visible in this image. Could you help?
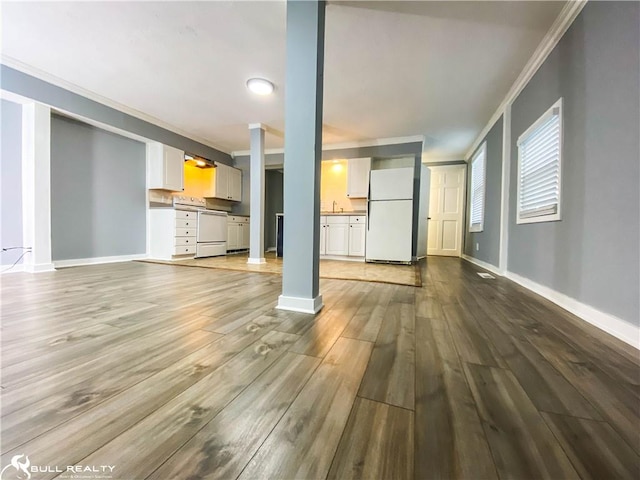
[349,216,366,224]
[175,210,197,220]
[173,245,195,255]
[175,218,195,228]
[174,237,195,246]
[238,216,250,224]
[327,215,349,225]
[175,228,196,237]
[228,215,249,224]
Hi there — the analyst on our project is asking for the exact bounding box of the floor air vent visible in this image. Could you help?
[477,272,495,279]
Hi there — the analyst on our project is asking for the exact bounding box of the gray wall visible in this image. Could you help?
[464,115,503,267]
[1,100,24,266]
[1,65,232,165]
[233,141,424,256]
[265,170,284,250]
[508,2,639,325]
[51,115,147,260]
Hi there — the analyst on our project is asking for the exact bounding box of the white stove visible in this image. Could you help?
[173,196,206,211]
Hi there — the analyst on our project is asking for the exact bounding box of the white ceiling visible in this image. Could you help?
[1,1,565,160]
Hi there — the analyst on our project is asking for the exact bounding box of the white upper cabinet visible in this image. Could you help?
[148,143,184,191]
[229,167,242,202]
[213,163,242,202]
[346,157,371,198]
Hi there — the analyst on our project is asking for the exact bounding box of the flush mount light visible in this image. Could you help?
[196,160,206,167]
[247,78,275,96]
[184,154,194,161]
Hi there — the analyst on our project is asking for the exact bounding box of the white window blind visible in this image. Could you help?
[469,143,486,232]
[517,99,563,224]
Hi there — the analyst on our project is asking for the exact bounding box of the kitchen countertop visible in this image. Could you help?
[320,211,366,216]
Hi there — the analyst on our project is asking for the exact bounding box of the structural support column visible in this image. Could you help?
[248,123,266,265]
[277,0,326,314]
[498,104,512,274]
[22,102,54,272]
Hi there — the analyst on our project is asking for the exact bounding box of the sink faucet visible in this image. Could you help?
[332,200,337,213]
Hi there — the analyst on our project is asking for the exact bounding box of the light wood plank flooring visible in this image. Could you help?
[1,258,638,479]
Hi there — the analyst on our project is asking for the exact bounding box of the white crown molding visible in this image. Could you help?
[53,254,148,269]
[421,155,466,164]
[231,134,424,158]
[464,0,588,160]
[248,123,265,130]
[505,270,639,350]
[1,55,231,154]
[462,254,503,277]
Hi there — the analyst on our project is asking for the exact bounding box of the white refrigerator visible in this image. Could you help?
[366,167,414,263]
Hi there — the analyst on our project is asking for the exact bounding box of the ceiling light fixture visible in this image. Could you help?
[196,160,206,167]
[247,78,275,96]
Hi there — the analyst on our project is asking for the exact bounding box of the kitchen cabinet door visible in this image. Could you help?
[227,222,239,251]
[240,222,250,249]
[348,223,366,257]
[148,143,184,191]
[214,164,229,200]
[319,216,327,255]
[347,157,371,198]
[326,223,349,255]
[229,168,242,201]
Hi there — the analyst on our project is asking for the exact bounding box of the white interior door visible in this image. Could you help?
[427,165,466,257]
[416,165,431,259]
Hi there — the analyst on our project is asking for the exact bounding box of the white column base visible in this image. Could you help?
[23,263,56,273]
[247,257,267,265]
[276,294,324,314]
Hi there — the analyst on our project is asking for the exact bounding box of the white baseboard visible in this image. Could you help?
[1,263,26,274]
[462,254,503,276]
[506,270,639,350]
[23,263,56,273]
[53,254,148,269]
[276,294,324,314]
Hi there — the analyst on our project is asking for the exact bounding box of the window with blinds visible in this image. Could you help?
[469,142,486,232]
[517,98,563,224]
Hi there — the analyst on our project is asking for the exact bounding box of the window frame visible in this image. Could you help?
[516,97,564,225]
[469,142,487,233]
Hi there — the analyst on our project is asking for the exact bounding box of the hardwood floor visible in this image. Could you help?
[1,257,638,479]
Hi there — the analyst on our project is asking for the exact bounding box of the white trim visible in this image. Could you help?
[248,123,266,130]
[505,270,639,350]
[1,264,26,274]
[231,134,424,158]
[465,0,588,160]
[23,263,55,273]
[462,254,502,277]
[1,56,231,154]
[276,294,324,314]
[247,257,267,265]
[53,254,148,269]
[421,156,466,164]
[498,105,511,275]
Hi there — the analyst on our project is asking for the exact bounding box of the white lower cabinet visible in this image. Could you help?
[319,215,366,258]
[349,223,366,257]
[227,215,249,251]
[319,216,327,255]
[149,208,197,260]
[326,217,350,255]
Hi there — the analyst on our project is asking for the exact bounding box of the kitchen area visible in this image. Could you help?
[147,142,247,261]
[146,141,418,266]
